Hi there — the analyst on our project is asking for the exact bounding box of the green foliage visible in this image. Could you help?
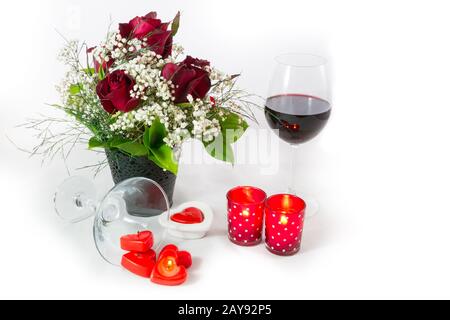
[69,84,82,95]
[98,66,106,80]
[83,68,96,76]
[172,11,181,36]
[108,136,130,148]
[176,102,192,108]
[87,118,179,175]
[219,110,249,143]
[203,110,249,164]
[148,144,179,175]
[143,118,178,175]
[144,117,167,149]
[114,141,148,157]
[88,137,104,149]
[204,133,235,164]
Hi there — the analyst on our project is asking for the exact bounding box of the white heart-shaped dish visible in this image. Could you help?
[159,201,214,240]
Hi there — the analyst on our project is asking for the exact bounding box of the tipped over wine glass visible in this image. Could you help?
[265,53,332,217]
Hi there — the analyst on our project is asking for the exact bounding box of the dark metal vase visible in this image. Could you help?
[105,149,177,207]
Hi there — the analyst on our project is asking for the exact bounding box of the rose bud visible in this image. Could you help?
[119,11,173,58]
[161,56,212,104]
[96,70,140,114]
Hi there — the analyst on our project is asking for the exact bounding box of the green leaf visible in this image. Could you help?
[171,11,181,36]
[148,144,179,175]
[202,111,248,164]
[143,118,178,174]
[219,111,249,142]
[108,136,130,148]
[115,142,148,157]
[106,135,147,157]
[88,137,104,149]
[144,117,167,149]
[147,153,166,170]
[143,128,150,148]
[176,102,192,108]
[204,133,235,164]
[83,68,96,76]
[69,84,81,95]
[98,66,106,80]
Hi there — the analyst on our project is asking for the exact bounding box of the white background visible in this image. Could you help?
[1,0,450,300]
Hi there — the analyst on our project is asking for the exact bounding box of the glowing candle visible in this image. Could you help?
[150,246,188,286]
[265,194,306,256]
[227,186,267,246]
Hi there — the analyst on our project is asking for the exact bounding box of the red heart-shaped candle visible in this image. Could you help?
[159,245,192,269]
[171,207,205,225]
[120,231,154,253]
[121,250,156,278]
[151,249,188,286]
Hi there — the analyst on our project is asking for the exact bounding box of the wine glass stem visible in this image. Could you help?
[73,195,97,222]
[288,144,300,195]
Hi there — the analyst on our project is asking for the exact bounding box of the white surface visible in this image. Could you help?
[1,0,450,300]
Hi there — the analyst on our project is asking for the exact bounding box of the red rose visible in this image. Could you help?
[161,56,212,104]
[96,70,140,114]
[119,12,173,58]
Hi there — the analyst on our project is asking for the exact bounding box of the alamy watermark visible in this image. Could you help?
[180,128,281,176]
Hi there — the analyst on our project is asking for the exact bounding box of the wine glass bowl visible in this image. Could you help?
[265,53,331,146]
[265,94,331,145]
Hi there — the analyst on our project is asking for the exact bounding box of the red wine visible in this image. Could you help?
[265,94,331,144]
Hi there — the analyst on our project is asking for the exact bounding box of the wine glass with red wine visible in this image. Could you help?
[265,53,331,216]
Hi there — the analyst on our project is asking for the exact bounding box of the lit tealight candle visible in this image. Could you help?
[265,194,306,256]
[227,186,267,246]
[280,215,289,226]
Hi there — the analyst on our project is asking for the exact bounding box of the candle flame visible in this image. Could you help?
[282,195,291,210]
[166,258,175,271]
[242,210,250,218]
[280,215,289,226]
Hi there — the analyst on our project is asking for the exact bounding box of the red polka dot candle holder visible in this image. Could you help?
[227,186,267,246]
[265,194,306,256]
[227,187,306,256]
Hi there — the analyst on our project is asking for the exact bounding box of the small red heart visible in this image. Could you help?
[121,250,156,278]
[178,251,193,269]
[171,207,205,225]
[151,249,187,286]
[120,231,154,253]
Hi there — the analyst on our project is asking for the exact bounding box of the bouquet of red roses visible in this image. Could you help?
[34,11,255,175]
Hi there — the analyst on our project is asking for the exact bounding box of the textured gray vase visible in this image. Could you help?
[105,149,176,207]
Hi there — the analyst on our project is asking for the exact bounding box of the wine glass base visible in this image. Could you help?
[54,176,97,223]
[301,194,320,218]
[287,188,320,219]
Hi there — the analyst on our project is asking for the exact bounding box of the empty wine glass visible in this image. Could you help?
[54,176,170,265]
[265,53,332,216]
